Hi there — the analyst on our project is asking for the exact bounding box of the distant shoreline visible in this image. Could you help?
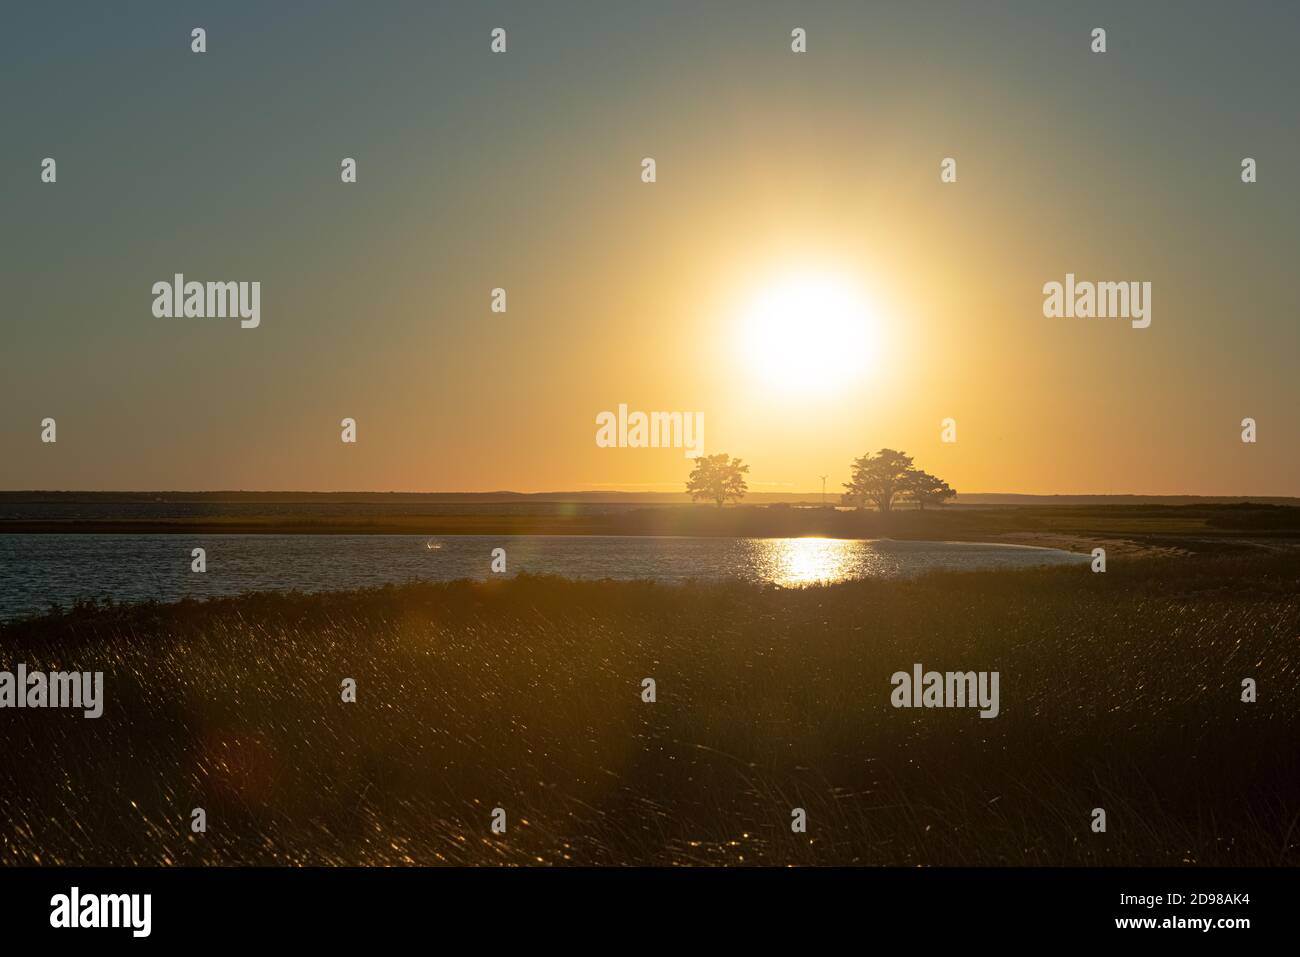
[5,502,1300,560]
[2,491,1298,507]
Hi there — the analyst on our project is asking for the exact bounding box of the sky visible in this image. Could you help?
[2,1,1297,495]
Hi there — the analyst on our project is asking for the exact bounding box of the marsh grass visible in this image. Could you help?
[1,552,1297,866]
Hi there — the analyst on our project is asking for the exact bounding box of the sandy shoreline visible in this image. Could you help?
[994,532,1189,559]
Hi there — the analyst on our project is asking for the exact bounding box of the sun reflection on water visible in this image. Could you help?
[753,537,861,586]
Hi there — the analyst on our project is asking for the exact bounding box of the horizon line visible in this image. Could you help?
[2,489,1298,502]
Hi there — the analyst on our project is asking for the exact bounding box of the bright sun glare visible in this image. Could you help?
[740,272,876,396]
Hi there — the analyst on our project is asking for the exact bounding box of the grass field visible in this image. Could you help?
[2,548,1297,866]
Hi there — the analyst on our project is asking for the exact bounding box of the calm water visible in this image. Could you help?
[0,534,1087,621]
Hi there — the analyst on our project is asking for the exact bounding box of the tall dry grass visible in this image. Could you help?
[1,551,1297,865]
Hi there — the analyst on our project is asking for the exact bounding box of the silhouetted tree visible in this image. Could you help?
[903,469,956,510]
[687,454,749,508]
[842,449,915,513]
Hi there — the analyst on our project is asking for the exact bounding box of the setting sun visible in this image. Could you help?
[739,272,877,396]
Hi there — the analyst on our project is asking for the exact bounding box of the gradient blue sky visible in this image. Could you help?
[2,1,1297,493]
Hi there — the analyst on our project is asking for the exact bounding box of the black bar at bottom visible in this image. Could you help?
[0,866,1273,942]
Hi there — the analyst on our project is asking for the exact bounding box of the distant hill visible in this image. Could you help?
[1,490,1297,507]
[950,493,1300,507]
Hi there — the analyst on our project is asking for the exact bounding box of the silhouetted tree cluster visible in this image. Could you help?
[841,448,955,512]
